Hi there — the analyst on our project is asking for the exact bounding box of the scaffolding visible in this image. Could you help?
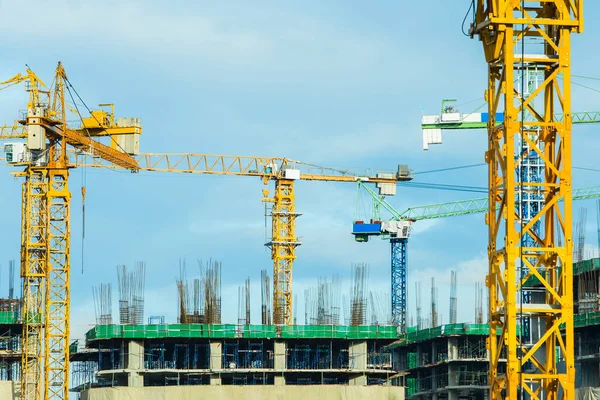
[452,366,488,387]
[99,343,122,371]
[432,340,448,364]
[367,341,392,370]
[0,262,21,384]
[0,329,20,382]
[287,341,349,370]
[238,342,266,369]
[70,360,97,390]
[457,337,487,360]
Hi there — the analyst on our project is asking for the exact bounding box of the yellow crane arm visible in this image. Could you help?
[69,152,410,183]
[0,124,27,139]
[0,68,47,91]
[62,128,140,171]
[30,121,139,171]
[0,116,142,140]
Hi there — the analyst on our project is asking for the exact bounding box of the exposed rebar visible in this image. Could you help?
[449,270,457,324]
[117,262,146,325]
[350,263,368,326]
[92,283,112,325]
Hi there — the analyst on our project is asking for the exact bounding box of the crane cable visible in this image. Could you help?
[64,83,90,274]
[413,163,486,175]
[398,181,488,193]
[63,74,134,274]
[461,0,476,37]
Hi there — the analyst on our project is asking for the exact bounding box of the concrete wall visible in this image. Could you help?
[81,385,405,400]
[0,381,16,400]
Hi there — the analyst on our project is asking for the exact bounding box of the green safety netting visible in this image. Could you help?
[406,377,418,396]
[0,311,19,324]
[85,324,400,344]
[390,323,491,348]
[574,312,600,328]
[402,324,489,344]
[574,258,600,275]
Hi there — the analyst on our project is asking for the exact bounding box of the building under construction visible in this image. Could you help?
[65,263,403,399]
[384,256,600,400]
[0,253,599,399]
[390,323,493,400]
[573,257,600,391]
[0,261,21,398]
[71,323,401,396]
[0,250,600,400]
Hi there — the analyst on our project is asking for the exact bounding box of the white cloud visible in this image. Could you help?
[0,0,403,87]
[1,2,267,60]
[411,218,443,236]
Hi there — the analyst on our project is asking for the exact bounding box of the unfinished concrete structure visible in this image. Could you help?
[390,323,496,400]
[0,260,20,385]
[574,257,600,390]
[388,256,600,400]
[0,288,20,399]
[0,299,20,383]
[70,323,403,398]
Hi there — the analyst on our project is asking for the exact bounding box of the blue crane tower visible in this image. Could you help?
[352,180,600,333]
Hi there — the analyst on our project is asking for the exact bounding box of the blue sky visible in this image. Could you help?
[1,0,600,339]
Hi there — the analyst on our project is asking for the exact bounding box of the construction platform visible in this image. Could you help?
[70,322,403,397]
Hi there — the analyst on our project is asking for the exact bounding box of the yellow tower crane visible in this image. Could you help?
[0,63,412,399]
[471,1,582,399]
[1,63,140,400]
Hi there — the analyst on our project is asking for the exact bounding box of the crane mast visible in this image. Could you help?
[265,179,300,325]
[41,64,71,400]
[3,62,140,400]
[472,1,582,399]
[20,171,46,400]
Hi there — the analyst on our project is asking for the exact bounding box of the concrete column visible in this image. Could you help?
[210,341,222,385]
[274,341,286,386]
[448,389,458,400]
[349,340,367,385]
[127,341,144,387]
[393,348,401,372]
[448,336,458,389]
[448,337,458,361]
